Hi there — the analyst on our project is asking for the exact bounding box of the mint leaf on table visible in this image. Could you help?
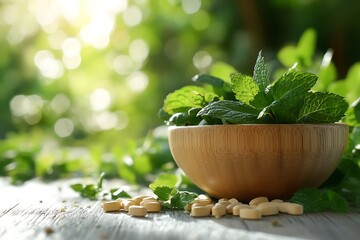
[170,190,198,209]
[149,173,179,190]
[197,100,269,124]
[70,172,132,200]
[151,185,198,210]
[150,173,198,209]
[70,183,99,200]
[152,186,175,201]
[297,92,348,123]
[290,188,349,213]
[109,188,132,200]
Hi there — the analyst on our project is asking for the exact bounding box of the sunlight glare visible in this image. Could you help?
[34,50,64,80]
[182,0,201,14]
[193,51,212,69]
[126,71,149,93]
[54,118,74,137]
[113,55,135,75]
[50,94,71,114]
[90,88,112,111]
[80,13,114,48]
[122,6,142,27]
[129,39,149,63]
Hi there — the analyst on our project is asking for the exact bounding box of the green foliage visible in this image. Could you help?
[149,174,198,210]
[70,172,106,200]
[164,51,348,125]
[290,188,349,213]
[278,28,317,69]
[70,172,132,200]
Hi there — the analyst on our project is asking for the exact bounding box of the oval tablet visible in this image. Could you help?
[122,200,136,211]
[226,202,239,214]
[143,201,161,212]
[102,201,122,212]
[212,204,226,218]
[232,204,251,216]
[191,206,211,217]
[257,202,279,216]
[128,205,147,217]
[249,197,268,207]
[131,195,150,205]
[239,208,262,220]
[283,203,303,215]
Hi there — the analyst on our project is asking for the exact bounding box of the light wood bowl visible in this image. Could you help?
[168,124,348,202]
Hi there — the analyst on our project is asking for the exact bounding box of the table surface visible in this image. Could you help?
[0,178,359,240]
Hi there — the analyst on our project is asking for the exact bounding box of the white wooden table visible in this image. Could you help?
[0,178,359,240]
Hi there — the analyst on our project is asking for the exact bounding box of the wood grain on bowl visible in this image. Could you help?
[168,124,348,201]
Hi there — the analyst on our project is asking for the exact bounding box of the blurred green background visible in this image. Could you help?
[1,0,360,184]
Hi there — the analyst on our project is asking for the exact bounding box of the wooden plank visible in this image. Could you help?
[0,179,359,240]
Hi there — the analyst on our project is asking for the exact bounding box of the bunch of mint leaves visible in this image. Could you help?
[70,172,132,200]
[160,51,348,125]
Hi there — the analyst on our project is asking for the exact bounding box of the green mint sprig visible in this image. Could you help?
[70,172,132,200]
[161,51,348,125]
[149,173,198,209]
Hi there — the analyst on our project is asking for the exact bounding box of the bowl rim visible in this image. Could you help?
[168,123,348,130]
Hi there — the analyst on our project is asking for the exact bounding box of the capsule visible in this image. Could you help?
[128,205,147,217]
[102,201,122,212]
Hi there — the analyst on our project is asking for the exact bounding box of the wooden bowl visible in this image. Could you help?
[168,124,348,202]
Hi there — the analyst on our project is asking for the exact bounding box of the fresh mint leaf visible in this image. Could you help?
[163,86,217,115]
[149,173,179,190]
[153,186,175,201]
[70,183,83,193]
[97,172,105,189]
[263,70,318,123]
[326,190,349,212]
[167,112,202,126]
[151,186,198,209]
[249,51,274,109]
[290,188,349,213]
[253,51,270,93]
[110,188,132,200]
[192,74,234,100]
[230,72,259,104]
[297,92,348,123]
[271,70,317,100]
[192,74,228,87]
[170,191,198,209]
[197,100,269,124]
